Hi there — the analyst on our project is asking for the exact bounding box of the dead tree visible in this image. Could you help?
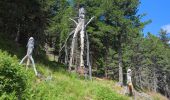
[20,37,38,76]
[59,7,94,80]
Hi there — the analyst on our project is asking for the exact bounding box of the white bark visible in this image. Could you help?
[85,16,95,28]
[20,37,38,76]
[67,7,94,78]
[20,55,37,76]
[69,25,81,70]
[64,44,68,64]
[26,58,30,70]
[127,68,133,95]
[69,18,78,25]
[80,20,85,67]
[86,32,92,80]
[69,7,85,70]
[127,69,132,84]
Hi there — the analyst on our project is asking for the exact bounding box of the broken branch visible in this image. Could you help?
[69,18,78,25]
[59,30,75,53]
[85,16,95,27]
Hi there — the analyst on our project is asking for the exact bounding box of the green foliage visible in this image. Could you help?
[94,86,127,100]
[45,0,75,51]
[0,34,25,58]
[159,29,170,47]
[0,50,32,99]
[0,0,49,51]
[124,32,170,95]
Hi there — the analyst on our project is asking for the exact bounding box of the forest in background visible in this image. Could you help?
[0,0,170,99]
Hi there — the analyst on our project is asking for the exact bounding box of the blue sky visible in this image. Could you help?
[138,0,170,35]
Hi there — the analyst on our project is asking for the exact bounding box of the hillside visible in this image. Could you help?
[0,36,127,99]
[25,64,130,100]
[0,37,168,100]
[0,50,128,100]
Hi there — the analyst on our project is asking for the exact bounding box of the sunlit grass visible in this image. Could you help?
[25,64,129,100]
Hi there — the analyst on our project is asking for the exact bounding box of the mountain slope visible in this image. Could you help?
[23,63,130,100]
[0,37,168,100]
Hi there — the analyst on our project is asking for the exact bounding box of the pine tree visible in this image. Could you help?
[159,28,169,47]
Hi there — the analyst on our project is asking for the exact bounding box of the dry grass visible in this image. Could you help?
[148,92,168,100]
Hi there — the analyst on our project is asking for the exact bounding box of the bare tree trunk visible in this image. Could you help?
[118,51,123,85]
[105,68,108,78]
[69,26,81,71]
[139,67,142,88]
[44,43,48,54]
[164,74,170,98]
[86,32,92,80]
[118,35,123,85]
[75,37,79,71]
[104,58,108,78]
[153,67,157,92]
[64,44,68,64]
[15,24,20,42]
[80,29,85,67]
[26,58,30,70]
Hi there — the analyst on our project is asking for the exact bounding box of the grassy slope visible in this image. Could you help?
[0,35,167,100]
[26,64,129,100]
[0,35,129,100]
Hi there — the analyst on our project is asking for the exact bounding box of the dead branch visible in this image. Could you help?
[69,18,78,25]
[85,16,95,27]
[59,30,75,53]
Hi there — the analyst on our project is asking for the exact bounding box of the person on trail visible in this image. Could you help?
[20,37,38,76]
[127,68,133,96]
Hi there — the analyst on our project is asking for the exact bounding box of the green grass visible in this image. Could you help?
[25,64,129,100]
[0,47,129,99]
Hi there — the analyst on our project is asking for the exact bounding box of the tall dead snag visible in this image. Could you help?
[86,32,92,80]
[59,7,94,79]
[69,7,94,72]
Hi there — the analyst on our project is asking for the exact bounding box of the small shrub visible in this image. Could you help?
[0,50,29,99]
